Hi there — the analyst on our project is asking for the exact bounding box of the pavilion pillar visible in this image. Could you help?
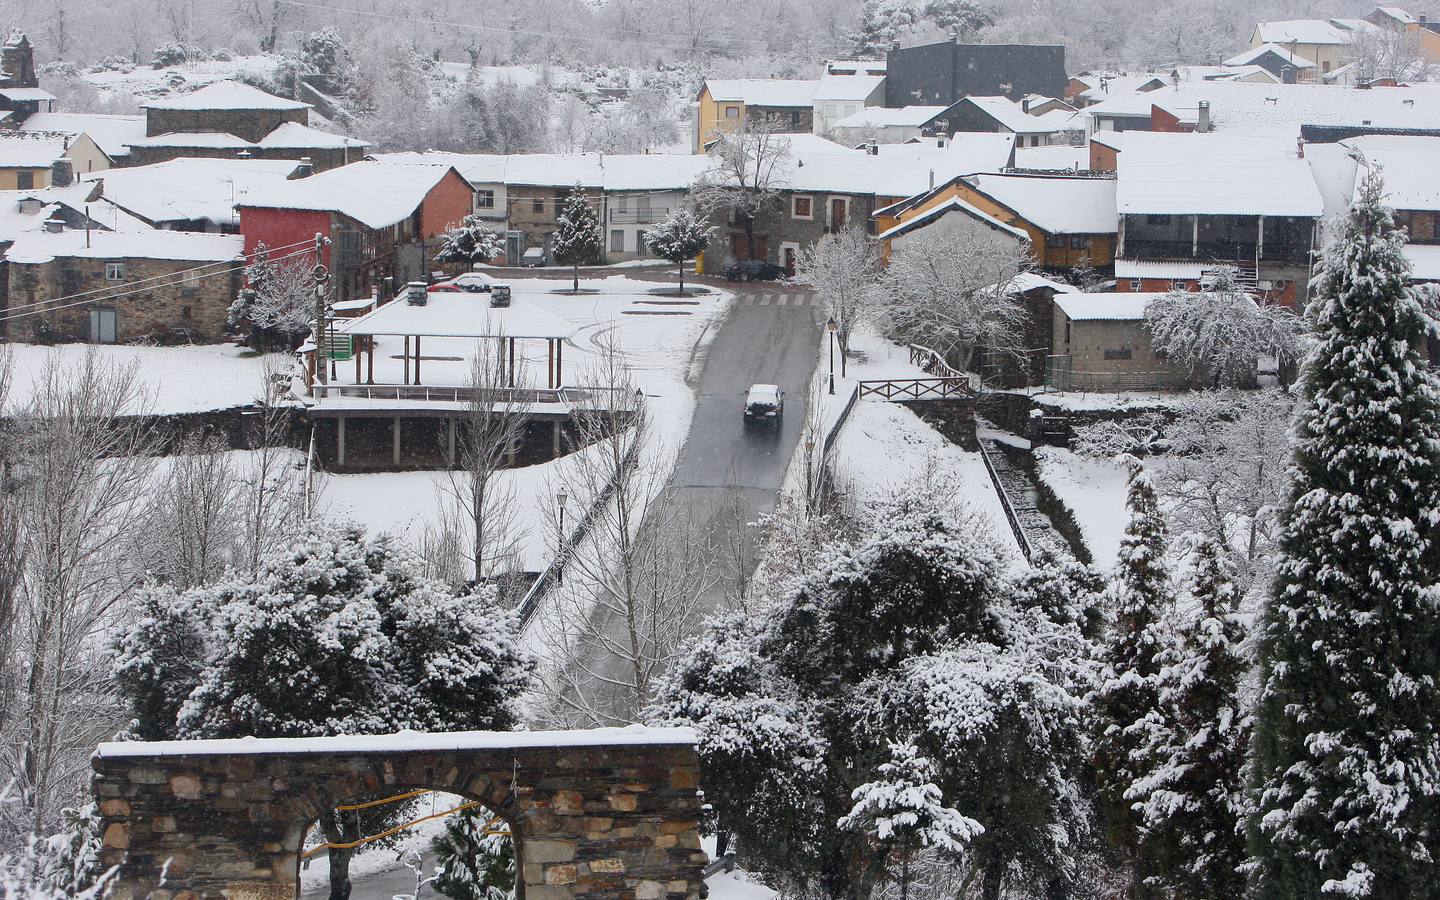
[552,419,561,458]
[337,415,346,467]
[547,339,555,389]
[447,416,456,465]
[404,336,411,385]
[509,337,516,388]
[1257,216,1265,260]
[392,417,401,466]
[367,338,374,385]
[1191,215,1199,257]
[415,336,422,385]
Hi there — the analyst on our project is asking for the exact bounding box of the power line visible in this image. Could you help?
[0,236,320,315]
[0,242,321,324]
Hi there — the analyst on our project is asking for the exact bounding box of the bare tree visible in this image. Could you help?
[137,431,240,590]
[1345,24,1439,83]
[798,224,881,376]
[536,346,715,726]
[0,352,156,848]
[433,334,533,586]
[236,357,310,577]
[690,115,792,261]
[879,227,1034,371]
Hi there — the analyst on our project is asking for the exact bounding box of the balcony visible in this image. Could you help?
[1123,239,1311,267]
[609,206,671,226]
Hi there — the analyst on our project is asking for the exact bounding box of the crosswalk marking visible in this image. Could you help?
[737,292,814,306]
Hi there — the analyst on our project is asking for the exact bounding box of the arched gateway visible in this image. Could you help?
[91,726,707,900]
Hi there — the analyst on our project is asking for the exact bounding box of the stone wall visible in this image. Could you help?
[145,107,308,143]
[4,254,241,344]
[92,732,708,900]
[124,144,354,171]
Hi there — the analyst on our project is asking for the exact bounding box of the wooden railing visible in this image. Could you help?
[908,343,965,379]
[858,377,974,401]
[313,383,567,404]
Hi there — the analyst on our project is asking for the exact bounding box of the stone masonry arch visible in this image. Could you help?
[91,727,706,900]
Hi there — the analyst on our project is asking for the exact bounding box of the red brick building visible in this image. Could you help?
[238,162,476,300]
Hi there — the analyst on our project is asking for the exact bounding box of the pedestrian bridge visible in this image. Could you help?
[92,726,706,900]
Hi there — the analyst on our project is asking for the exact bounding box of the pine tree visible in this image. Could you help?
[1248,170,1440,898]
[1088,458,1176,882]
[432,811,514,900]
[644,204,712,293]
[838,742,983,900]
[434,214,504,268]
[552,184,602,291]
[1127,536,1250,899]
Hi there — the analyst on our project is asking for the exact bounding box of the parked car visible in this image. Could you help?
[430,272,495,293]
[490,283,512,307]
[723,259,786,282]
[522,247,547,267]
[743,383,784,428]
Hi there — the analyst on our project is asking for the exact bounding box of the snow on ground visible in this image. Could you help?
[832,398,1023,564]
[297,790,460,894]
[707,870,780,900]
[4,342,284,414]
[1033,447,1130,569]
[82,56,283,103]
[1012,384,1183,411]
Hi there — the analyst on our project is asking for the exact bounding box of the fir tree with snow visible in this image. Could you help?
[552,184,602,291]
[644,204,711,293]
[1126,536,1250,899]
[838,742,983,900]
[431,814,514,900]
[110,520,535,900]
[433,214,505,268]
[1088,458,1177,883]
[1247,170,1440,898]
[227,242,315,351]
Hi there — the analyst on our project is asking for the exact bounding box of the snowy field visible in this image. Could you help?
[1033,447,1130,569]
[5,342,285,414]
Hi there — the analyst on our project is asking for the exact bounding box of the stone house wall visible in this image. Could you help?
[4,254,241,343]
[145,107,308,143]
[725,191,876,266]
[1052,311,1202,390]
[124,144,353,171]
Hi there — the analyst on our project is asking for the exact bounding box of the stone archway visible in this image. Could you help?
[91,727,706,900]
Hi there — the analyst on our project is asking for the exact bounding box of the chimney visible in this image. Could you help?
[1197,100,1211,133]
[928,168,935,190]
[237,149,252,159]
[1296,136,1306,158]
[43,215,63,233]
[289,157,314,179]
[50,157,72,188]
[1282,64,1296,84]
[1420,12,1428,23]
[866,142,879,155]
[891,40,901,50]
[937,136,946,148]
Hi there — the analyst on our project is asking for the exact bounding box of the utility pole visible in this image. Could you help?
[311,232,332,395]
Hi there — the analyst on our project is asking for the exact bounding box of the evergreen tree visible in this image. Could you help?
[432,812,514,900]
[552,184,602,291]
[227,242,314,351]
[1248,170,1440,898]
[110,521,535,900]
[1127,536,1250,899]
[644,204,712,293]
[1088,459,1176,884]
[838,742,983,900]
[434,214,504,268]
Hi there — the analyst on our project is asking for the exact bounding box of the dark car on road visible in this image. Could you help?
[723,259,787,282]
[743,383,784,429]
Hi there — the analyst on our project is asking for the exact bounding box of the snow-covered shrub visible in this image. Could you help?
[38,61,80,79]
[88,56,134,74]
[434,215,505,267]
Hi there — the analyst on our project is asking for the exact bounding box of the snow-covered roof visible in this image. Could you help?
[961,96,1079,134]
[371,151,704,191]
[598,153,710,191]
[1343,134,1440,211]
[339,291,577,340]
[813,74,885,102]
[21,113,146,159]
[0,131,68,168]
[1003,271,1079,294]
[30,181,155,233]
[1253,18,1365,45]
[1077,74,1167,104]
[1054,291,1159,321]
[5,229,242,264]
[126,131,254,149]
[830,105,946,129]
[703,79,819,108]
[1114,259,1208,279]
[255,122,370,150]
[0,87,55,102]
[965,173,1118,233]
[1374,6,1418,24]
[1116,132,1322,216]
[239,161,466,229]
[878,196,1031,243]
[1223,43,1316,68]
[82,157,303,226]
[1086,82,1440,136]
[1012,144,1089,170]
[142,79,310,111]
[95,725,697,758]
[826,59,887,74]
[869,132,1016,173]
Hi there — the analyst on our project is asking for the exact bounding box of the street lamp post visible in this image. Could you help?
[804,436,816,514]
[826,316,837,395]
[555,488,568,584]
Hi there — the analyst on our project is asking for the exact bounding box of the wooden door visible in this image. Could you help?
[831,198,846,230]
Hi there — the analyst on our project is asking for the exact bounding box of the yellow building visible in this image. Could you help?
[0,130,109,189]
[694,79,819,152]
[876,171,1118,270]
